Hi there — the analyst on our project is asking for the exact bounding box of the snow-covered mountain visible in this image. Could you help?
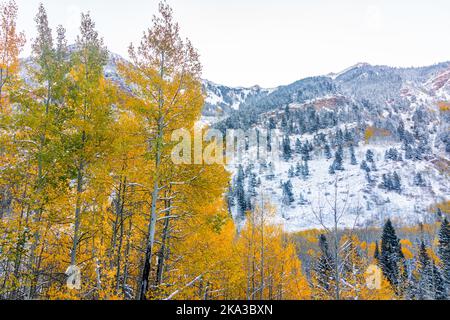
[212,62,450,231]
[20,52,450,231]
[202,80,274,122]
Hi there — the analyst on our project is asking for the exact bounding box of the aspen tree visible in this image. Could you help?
[65,13,113,269]
[118,2,203,299]
[0,0,24,299]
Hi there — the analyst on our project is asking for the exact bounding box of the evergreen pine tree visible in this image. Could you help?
[226,185,235,208]
[365,171,374,185]
[366,149,374,163]
[328,164,335,175]
[414,172,426,187]
[335,128,344,146]
[397,120,405,141]
[301,161,310,179]
[284,104,291,119]
[344,127,353,143]
[404,142,414,160]
[295,162,302,177]
[288,166,295,178]
[333,145,344,171]
[438,218,450,292]
[360,160,370,173]
[245,194,253,211]
[281,116,288,132]
[433,262,447,300]
[324,144,332,159]
[314,234,335,297]
[392,172,402,193]
[268,117,276,130]
[281,180,295,206]
[380,219,404,293]
[295,138,302,154]
[282,135,292,161]
[301,140,311,161]
[235,165,246,218]
[374,241,380,262]
[247,173,257,198]
[416,241,436,300]
[350,145,357,165]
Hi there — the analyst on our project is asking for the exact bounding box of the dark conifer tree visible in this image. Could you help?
[282,135,292,161]
[404,142,414,160]
[380,219,404,293]
[328,164,335,175]
[324,144,332,159]
[350,145,357,165]
[374,241,380,262]
[295,138,302,154]
[416,241,433,300]
[413,172,426,187]
[288,166,295,178]
[360,160,370,173]
[268,117,276,130]
[397,120,405,141]
[366,149,374,163]
[301,141,311,161]
[302,161,310,179]
[433,262,447,300]
[281,180,295,206]
[333,145,344,171]
[438,218,450,292]
[315,234,335,296]
[235,165,246,218]
[392,171,402,193]
[414,241,446,300]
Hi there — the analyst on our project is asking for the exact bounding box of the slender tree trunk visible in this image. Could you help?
[333,178,340,300]
[71,157,84,266]
[115,177,127,294]
[139,170,160,300]
[139,53,165,300]
[156,191,172,287]
[122,218,132,298]
[11,184,30,299]
[260,201,265,300]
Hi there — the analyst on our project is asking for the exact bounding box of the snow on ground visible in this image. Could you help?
[227,127,449,232]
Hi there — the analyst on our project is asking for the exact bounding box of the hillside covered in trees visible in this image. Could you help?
[0,1,449,301]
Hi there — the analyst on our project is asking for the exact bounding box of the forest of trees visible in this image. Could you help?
[0,1,449,300]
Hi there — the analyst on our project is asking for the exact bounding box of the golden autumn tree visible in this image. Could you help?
[0,0,24,222]
[117,1,229,300]
[234,200,311,300]
[65,12,114,269]
[0,0,24,112]
[5,4,72,299]
[0,0,25,299]
[20,13,119,300]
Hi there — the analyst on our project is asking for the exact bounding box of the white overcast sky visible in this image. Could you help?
[15,0,450,87]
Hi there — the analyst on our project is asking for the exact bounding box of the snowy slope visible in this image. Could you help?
[227,132,449,232]
[221,62,450,231]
